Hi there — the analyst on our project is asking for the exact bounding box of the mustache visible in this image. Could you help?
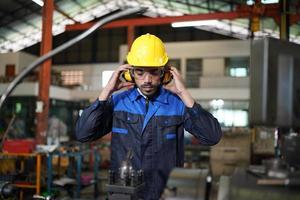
[141,83,154,88]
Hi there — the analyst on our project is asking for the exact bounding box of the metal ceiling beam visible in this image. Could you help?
[238,3,300,25]
[66,4,300,31]
[65,3,300,44]
[66,12,248,31]
[290,15,300,25]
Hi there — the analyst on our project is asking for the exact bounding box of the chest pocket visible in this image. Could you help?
[112,112,139,135]
[156,117,183,152]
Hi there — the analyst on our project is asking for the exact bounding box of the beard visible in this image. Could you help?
[138,83,160,97]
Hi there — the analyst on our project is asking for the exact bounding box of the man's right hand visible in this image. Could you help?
[98,64,134,101]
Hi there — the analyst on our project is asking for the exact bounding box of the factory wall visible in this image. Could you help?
[0,52,36,76]
[52,63,118,91]
[0,39,250,102]
[0,39,251,130]
[122,39,250,100]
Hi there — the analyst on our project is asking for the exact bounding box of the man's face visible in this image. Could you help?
[131,67,164,97]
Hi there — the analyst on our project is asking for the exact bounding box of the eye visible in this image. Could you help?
[150,69,163,77]
[134,69,144,76]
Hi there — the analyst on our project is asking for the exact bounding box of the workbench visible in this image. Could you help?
[230,168,300,200]
[46,144,100,198]
[0,152,42,200]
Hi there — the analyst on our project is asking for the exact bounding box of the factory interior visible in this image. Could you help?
[0,0,300,199]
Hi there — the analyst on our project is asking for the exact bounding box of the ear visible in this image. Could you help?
[122,70,133,82]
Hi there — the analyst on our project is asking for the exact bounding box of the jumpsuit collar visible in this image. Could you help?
[128,86,169,105]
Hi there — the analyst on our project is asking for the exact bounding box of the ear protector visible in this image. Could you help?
[121,66,172,85]
[122,70,133,82]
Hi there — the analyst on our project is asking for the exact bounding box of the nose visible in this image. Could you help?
[143,72,152,83]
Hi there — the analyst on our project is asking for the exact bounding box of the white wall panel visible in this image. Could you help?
[203,58,225,77]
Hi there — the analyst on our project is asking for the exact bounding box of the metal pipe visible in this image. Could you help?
[0,7,146,110]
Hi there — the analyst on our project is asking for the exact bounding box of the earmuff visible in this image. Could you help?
[122,70,133,82]
[162,66,173,84]
[121,67,173,84]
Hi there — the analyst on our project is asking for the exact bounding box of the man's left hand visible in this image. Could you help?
[163,66,195,108]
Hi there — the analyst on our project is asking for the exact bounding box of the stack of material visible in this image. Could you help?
[163,168,209,200]
[210,131,251,177]
[252,127,275,156]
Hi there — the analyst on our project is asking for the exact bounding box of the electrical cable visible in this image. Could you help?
[0,7,147,110]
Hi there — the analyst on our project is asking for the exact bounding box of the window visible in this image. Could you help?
[212,109,248,127]
[5,64,15,77]
[61,70,83,85]
[230,67,248,77]
[186,59,202,88]
[225,57,249,77]
[199,99,249,127]
[102,70,114,87]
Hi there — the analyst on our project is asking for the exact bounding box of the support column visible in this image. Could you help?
[280,0,289,41]
[127,25,135,50]
[36,0,54,144]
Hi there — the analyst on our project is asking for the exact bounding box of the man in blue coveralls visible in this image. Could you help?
[75,33,222,200]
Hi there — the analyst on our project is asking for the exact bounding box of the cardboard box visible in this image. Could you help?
[253,139,275,155]
[210,132,251,177]
[211,160,248,177]
[253,127,275,155]
[210,147,250,162]
[210,133,251,162]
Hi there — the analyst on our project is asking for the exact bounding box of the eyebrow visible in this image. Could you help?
[135,68,161,71]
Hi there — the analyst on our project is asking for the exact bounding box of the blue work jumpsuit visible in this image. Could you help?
[75,86,222,199]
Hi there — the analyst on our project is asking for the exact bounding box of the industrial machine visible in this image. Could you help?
[219,133,300,200]
[282,134,300,169]
[0,181,16,199]
[250,38,300,128]
[106,150,145,200]
[161,168,210,200]
[221,37,300,200]
[32,194,55,200]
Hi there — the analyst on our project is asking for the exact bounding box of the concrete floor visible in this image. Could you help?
[54,169,221,200]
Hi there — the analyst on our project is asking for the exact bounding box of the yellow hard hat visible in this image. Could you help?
[127,33,168,67]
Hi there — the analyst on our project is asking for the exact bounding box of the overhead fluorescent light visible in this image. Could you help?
[32,0,44,7]
[210,99,224,109]
[246,0,255,5]
[172,20,218,28]
[261,0,279,4]
[172,19,250,37]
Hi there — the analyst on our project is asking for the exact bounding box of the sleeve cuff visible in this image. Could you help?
[186,103,204,117]
[92,99,108,110]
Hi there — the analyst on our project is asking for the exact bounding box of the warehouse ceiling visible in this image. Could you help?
[0,0,300,53]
